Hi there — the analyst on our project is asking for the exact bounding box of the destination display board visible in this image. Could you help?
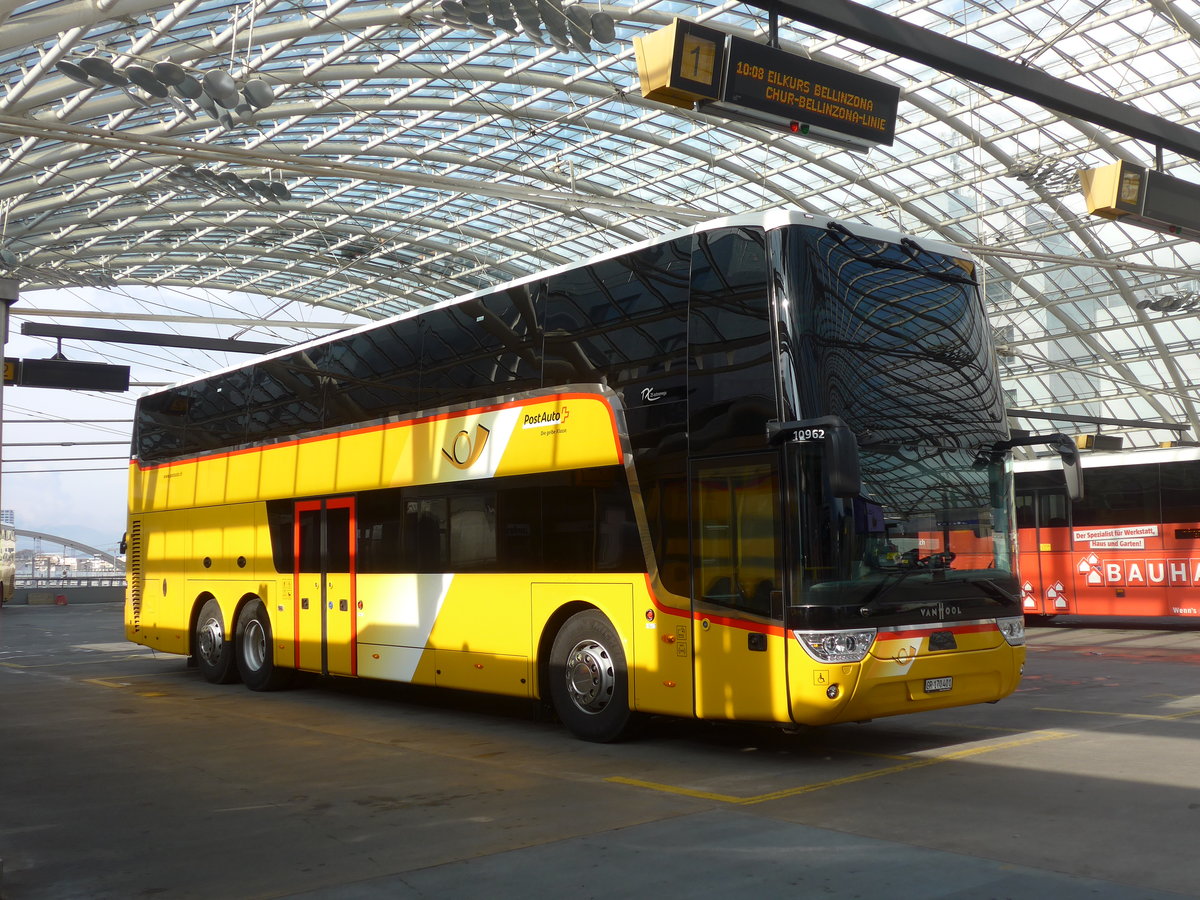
[722,36,900,145]
[12,358,130,391]
[1082,160,1200,242]
[635,20,900,149]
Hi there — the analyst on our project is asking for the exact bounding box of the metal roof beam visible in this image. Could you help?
[1008,408,1189,433]
[760,0,1200,162]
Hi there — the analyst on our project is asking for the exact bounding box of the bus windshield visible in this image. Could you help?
[792,441,1018,607]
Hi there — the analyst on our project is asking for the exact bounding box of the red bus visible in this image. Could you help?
[1015,446,1200,618]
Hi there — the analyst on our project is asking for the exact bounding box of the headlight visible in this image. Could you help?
[997,616,1025,646]
[793,628,876,663]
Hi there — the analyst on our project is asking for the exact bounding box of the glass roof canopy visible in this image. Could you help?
[2,0,1200,451]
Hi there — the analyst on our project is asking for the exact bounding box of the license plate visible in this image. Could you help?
[924,676,953,693]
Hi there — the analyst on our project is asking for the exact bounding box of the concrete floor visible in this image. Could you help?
[2,602,1199,899]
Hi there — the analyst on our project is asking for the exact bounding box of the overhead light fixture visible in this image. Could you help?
[164,165,291,203]
[1136,291,1200,313]
[54,55,278,130]
[430,0,618,52]
[1005,155,1079,197]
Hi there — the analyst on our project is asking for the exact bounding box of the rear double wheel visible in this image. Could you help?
[235,598,293,691]
[548,609,634,742]
[194,598,239,684]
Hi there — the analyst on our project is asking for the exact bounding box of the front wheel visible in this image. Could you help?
[235,599,293,691]
[548,610,634,742]
[194,598,239,684]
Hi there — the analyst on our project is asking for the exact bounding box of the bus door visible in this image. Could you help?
[1016,485,1073,614]
[690,456,788,722]
[294,497,358,676]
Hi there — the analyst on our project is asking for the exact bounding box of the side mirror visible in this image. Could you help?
[767,415,862,498]
[991,431,1084,502]
[825,423,861,498]
[1052,435,1084,502]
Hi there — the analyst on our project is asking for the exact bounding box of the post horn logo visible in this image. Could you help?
[442,424,491,469]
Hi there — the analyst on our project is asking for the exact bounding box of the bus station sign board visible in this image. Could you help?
[635,20,900,148]
[5,357,130,391]
[722,36,900,146]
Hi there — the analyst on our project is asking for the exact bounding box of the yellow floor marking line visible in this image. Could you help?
[1035,706,1200,721]
[0,656,155,670]
[607,731,1072,806]
[831,749,914,761]
[927,721,1027,734]
[86,677,136,688]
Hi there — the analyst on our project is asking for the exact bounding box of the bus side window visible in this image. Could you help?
[1073,466,1158,527]
[692,459,782,618]
[297,508,322,573]
[1160,460,1200,526]
[1039,489,1069,528]
[1015,491,1035,530]
[403,499,448,572]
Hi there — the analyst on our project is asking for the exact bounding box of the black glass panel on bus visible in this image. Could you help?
[244,353,328,443]
[316,320,422,423]
[1073,464,1160,528]
[784,225,1005,449]
[183,369,252,452]
[543,240,689,404]
[134,389,190,461]
[687,226,775,453]
[420,286,542,409]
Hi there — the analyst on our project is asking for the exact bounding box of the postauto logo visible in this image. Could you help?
[521,406,569,429]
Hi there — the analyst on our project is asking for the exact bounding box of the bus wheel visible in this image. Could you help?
[235,599,293,691]
[195,598,239,684]
[549,610,633,742]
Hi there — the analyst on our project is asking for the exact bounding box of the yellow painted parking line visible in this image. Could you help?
[604,778,748,804]
[86,677,172,698]
[607,731,1072,806]
[0,656,157,669]
[928,721,1027,733]
[832,749,914,761]
[86,677,136,688]
[1035,706,1200,721]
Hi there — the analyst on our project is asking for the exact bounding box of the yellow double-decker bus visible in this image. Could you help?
[127,211,1030,741]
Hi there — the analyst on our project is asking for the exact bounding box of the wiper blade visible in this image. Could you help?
[966,577,1017,603]
[857,569,920,607]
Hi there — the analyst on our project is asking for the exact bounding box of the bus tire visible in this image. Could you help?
[548,609,634,742]
[195,598,239,684]
[235,598,293,691]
